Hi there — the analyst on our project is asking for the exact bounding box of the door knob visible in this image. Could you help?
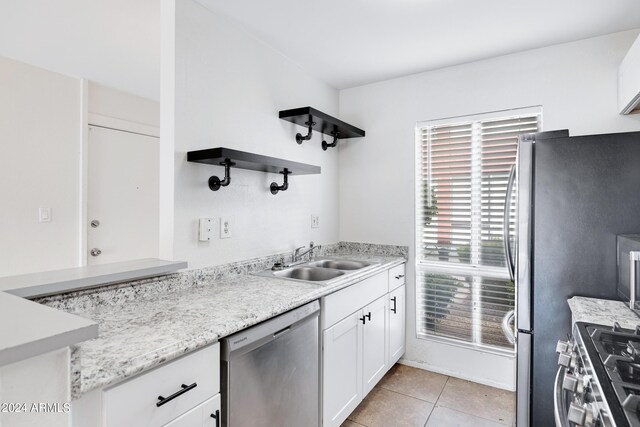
[90,248,102,257]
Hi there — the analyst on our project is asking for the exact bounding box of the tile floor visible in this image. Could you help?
[341,364,515,427]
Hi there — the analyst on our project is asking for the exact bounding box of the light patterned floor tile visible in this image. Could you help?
[378,364,448,403]
[436,377,515,426]
[348,387,434,427]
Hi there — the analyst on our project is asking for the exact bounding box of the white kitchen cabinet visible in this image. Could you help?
[362,295,388,396]
[322,312,362,427]
[321,263,406,427]
[387,263,405,291]
[322,271,387,329]
[619,33,640,114]
[322,297,387,427]
[73,343,220,427]
[387,284,406,366]
[162,394,220,427]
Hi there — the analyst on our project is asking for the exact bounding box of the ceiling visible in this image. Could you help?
[0,1,639,100]
[197,0,640,89]
[0,0,160,100]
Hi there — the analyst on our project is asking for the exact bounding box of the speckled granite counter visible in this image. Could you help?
[568,296,640,329]
[36,243,406,399]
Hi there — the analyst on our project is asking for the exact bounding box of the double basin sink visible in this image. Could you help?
[259,258,376,284]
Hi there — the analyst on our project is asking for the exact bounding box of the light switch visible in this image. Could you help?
[199,218,214,241]
[39,207,52,223]
[220,217,232,239]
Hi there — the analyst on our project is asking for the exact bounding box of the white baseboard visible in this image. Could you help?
[398,357,516,392]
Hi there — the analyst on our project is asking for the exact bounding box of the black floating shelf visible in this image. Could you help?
[279,106,365,150]
[187,147,320,194]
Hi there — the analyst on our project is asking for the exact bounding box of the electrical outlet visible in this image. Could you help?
[198,218,214,241]
[311,214,320,228]
[220,217,232,239]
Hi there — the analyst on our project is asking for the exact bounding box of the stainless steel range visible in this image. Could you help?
[556,322,640,426]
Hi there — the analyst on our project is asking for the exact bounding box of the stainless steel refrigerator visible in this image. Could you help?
[511,129,640,427]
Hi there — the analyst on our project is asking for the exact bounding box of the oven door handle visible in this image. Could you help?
[554,366,570,427]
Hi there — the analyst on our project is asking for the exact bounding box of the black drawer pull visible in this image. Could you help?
[366,312,371,321]
[360,316,366,325]
[156,382,197,407]
[395,274,405,280]
[210,409,220,427]
[391,296,397,314]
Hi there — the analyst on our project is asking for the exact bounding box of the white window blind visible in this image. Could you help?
[416,109,541,350]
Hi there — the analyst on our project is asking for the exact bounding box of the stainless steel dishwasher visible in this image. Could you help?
[220,300,320,427]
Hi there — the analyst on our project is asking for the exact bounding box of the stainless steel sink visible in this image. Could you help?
[273,266,344,282]
[308,259,372,270]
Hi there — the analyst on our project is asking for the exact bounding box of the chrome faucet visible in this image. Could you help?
[290,241,322,266]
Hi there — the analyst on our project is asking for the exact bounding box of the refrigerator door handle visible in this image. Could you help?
[501,309,516,344]
[516,137,533,332]
[503,165,516,281]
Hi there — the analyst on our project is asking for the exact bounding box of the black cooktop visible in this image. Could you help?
[582,322,640,426]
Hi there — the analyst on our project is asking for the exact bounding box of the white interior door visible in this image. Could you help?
[87,125,159,265]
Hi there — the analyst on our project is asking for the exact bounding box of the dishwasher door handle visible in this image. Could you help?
[273,326,291,339]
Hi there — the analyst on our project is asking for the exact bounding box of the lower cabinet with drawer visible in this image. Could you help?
[163,395,220,427]
[321,264,406,427]
[72,343,220,427]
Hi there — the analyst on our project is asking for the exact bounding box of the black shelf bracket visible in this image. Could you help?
[279,107,365,150]
[208,159,235,191]
[187,147,320,194]
[296,121,315,144]
[322,132,339,151]
[270,169,290,195]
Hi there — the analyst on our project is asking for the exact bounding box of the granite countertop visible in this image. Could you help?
[568,296,640,329]
[63,253,405,398]
[0,259,187,298]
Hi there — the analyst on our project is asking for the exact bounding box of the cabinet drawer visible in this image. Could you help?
[163,394,220,427]
[104,343,220,427]
[323,271,387,329]
[388,264,405,291]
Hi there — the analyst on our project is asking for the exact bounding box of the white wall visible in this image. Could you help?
[338,29,640,389]
[0,56,82,277]
[0,54,162,277]
[0,0,160,100]
[170,0,340,269]
[88,82,159,128]
[0,348,70,427]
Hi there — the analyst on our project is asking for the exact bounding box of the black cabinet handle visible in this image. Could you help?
[156,382,197,407]
[366,312,371,321]
[360,316,366,325]
[391,297,397,314]
[395,274,405,280]
[210,409,220,427]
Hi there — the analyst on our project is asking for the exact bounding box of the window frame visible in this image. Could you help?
[413,106,542,354]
